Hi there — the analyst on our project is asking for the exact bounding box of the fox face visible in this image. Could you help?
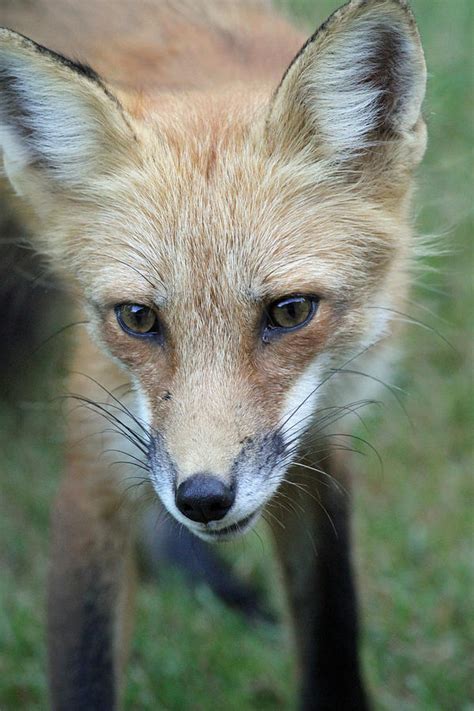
[0,0,426,540]
[78,109,413,540]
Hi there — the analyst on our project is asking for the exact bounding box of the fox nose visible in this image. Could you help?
[176,474,234,523]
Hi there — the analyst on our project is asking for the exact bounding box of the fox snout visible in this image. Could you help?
[148,431,286,540]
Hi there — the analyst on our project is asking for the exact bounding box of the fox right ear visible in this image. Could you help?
[267,0,427,172]
[0,29,133,204]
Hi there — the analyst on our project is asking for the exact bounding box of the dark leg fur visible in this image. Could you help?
[49,563,116,710]
[47,473,136,711]
[270,451,370,711]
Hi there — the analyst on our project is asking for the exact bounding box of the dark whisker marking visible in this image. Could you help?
[69,371,151,437]
[117,482,145,501]
[311,399,381,436]
[62,397,148,451]
[100,428,149,455]
[75,404,148,453]
[57,394,149,455]
[282,434,363,459]
[278,454,357,495]
[81,397,150,442]
[66,391,149,446]
[59,401,147,455]
[289,442,360,466]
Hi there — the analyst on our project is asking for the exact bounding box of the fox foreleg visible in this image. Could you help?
[270,450,369,711]
[47,465,137,711]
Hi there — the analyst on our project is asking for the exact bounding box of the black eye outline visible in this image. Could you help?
[262,295,319,343]
[115,303,162,340]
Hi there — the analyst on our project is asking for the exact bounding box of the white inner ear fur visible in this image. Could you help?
[0,36,126,193]
[1,63,92,181]
[274,2,426,160]
[308,19,423,152]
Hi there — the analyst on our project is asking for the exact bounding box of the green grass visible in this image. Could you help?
[1,1,473,709]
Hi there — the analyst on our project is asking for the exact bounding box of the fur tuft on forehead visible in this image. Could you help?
[65,97,407,311]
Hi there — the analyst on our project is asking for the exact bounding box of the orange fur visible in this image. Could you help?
[0,1,427,707]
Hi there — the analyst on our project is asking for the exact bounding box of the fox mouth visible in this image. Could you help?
[195,511,260,542]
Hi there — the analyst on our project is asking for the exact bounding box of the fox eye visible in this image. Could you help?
[264,295,318,339]
[115,304,160,337]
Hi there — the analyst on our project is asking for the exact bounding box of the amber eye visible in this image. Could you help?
[264,295,318,339]
[115,304,160,337]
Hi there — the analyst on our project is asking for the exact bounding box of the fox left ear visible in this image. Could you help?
[0,29,134,204]
[267,0,427,174]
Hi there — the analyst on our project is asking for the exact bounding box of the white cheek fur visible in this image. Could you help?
[134,385,152,431]
[279,356,327,447]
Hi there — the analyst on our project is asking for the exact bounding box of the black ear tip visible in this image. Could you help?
[34,43,102,84]
[0,27,102,86]
[69,59,100,82]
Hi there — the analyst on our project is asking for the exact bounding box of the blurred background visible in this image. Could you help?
[0,0,472,708]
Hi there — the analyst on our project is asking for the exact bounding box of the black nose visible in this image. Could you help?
[176,474,234,523]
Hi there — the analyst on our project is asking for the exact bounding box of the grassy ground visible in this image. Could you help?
[1,1,473,709]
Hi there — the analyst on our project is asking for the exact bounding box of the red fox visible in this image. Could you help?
[0,0,427,708]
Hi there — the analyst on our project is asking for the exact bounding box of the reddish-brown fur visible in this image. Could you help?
[1,1,427,707]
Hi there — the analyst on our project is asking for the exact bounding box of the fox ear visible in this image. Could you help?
[267,0,426,171]
[0,29,133,202]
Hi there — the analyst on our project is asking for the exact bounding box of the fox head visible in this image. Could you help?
[0,0,426,540]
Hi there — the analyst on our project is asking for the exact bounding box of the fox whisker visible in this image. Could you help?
[29,320,90,358]
[70,371,152,437]
[368,305,456,353]
[58,394,150,456]
[274,343,378,436]
[102,447,148,468]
